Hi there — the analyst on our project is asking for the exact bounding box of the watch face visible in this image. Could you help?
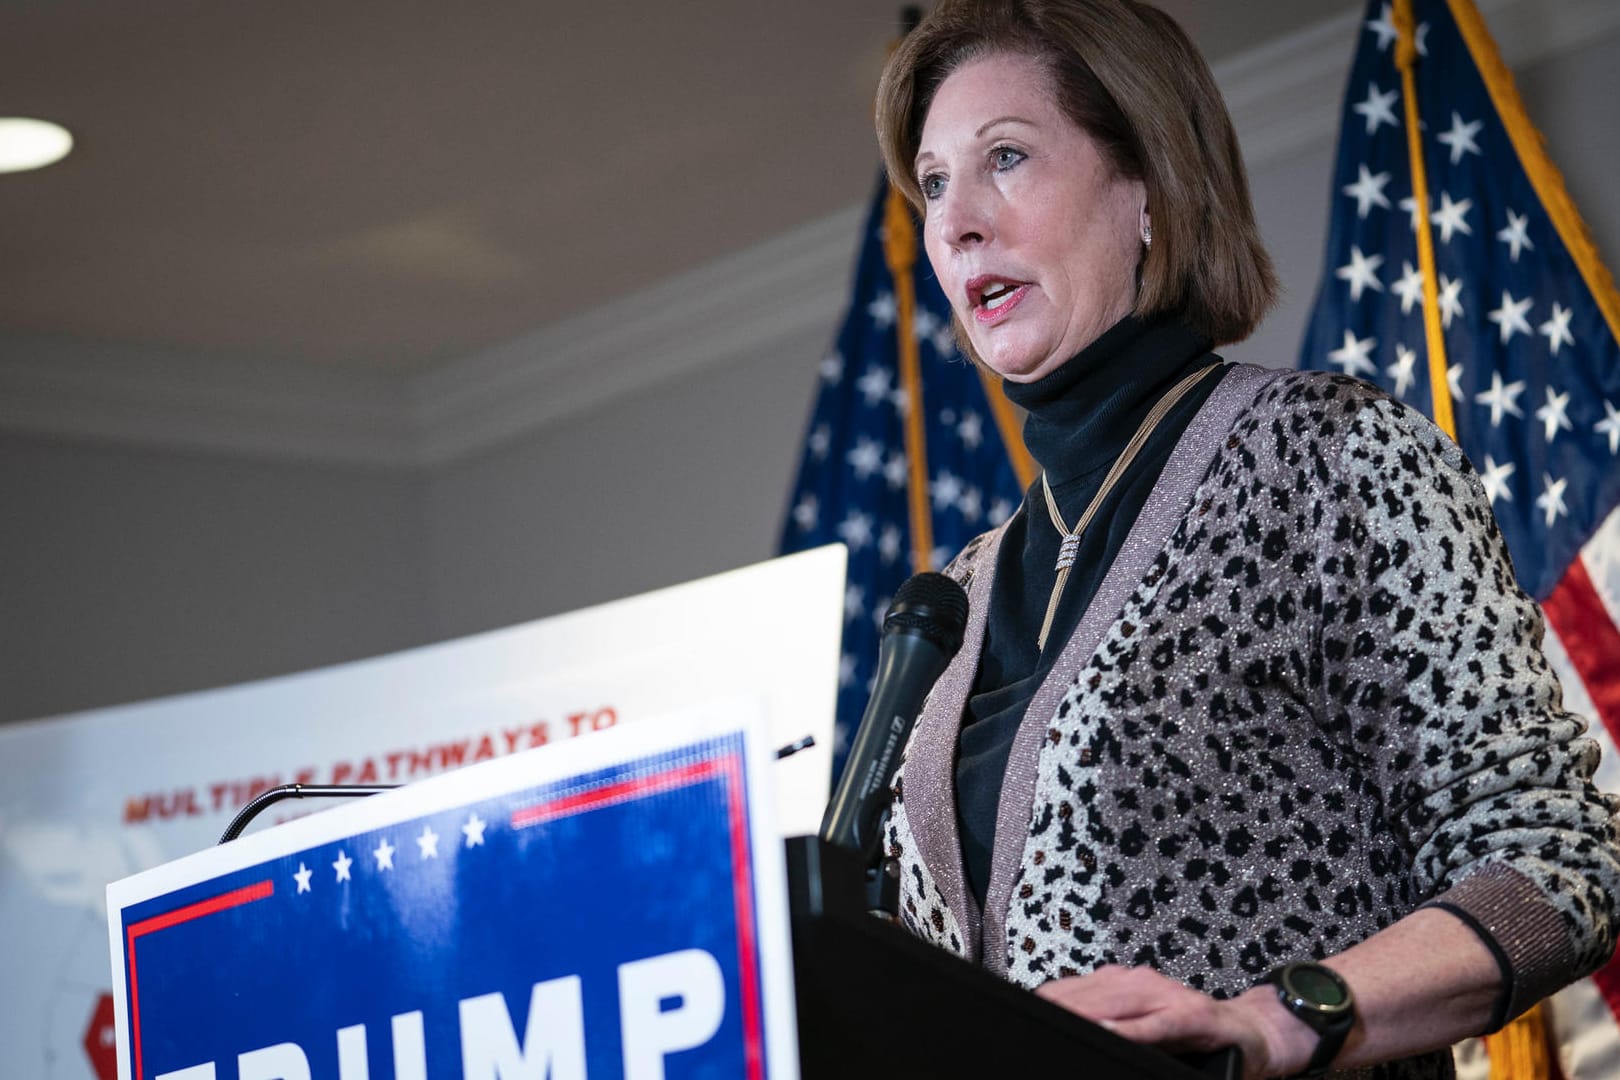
[1287,964,1350,1010]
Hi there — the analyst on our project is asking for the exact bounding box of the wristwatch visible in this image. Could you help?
[1264,962,1356,1077]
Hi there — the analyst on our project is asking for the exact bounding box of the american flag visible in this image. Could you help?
[1298,2,1620,1075]
[780,176,1031,779]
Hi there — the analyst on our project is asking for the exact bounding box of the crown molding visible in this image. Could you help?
[3,0,1614,469]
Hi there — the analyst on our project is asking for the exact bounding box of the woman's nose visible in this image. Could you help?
[936,182,993,249]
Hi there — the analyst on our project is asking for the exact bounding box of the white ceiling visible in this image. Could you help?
[1,0,1357,373]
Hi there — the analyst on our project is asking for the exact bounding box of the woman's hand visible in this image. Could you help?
[1034,965,1319,1080]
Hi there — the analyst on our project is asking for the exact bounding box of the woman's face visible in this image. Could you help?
[915,52,1146,383]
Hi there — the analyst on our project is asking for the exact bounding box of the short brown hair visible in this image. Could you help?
[875,0,1277,346]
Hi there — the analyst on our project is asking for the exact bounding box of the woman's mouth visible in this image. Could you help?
[968,278,1031,323]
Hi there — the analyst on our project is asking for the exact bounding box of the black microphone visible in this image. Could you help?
[820,571,969,864]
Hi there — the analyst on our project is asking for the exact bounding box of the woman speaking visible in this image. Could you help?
[872,1,1620,1076]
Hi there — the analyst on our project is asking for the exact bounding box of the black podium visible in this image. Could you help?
[786,837,1240,1079]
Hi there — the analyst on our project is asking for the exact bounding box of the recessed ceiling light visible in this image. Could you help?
[0,117,74,174]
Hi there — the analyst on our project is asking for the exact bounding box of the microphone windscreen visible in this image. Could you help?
[883,571,969,655]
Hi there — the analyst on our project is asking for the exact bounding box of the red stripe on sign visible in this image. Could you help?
[125,879,274,1080]
[509,758,722,828]
[721,752,765,1080]
[1543,557,1620,749]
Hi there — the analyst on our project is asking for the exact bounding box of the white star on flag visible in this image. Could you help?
[1328,329,1378,379]
[958,486,983,523]
[889,385,911,419]
[417,825,439,859]
[1438,274,1465,328]
[818,352,843,385]
[931,323,957,357]
[462,813,486,848]
[1400,194,1428,233]
[1479,456,1516,505]
[1446,362,1465,402]
[846,437,884,481]
[867,291,896,329]
[807,424,830,461]
[1343,164,1393,219]
[374,837,396,870]
[1535,388,1573,443]
[1596,401,1620,455]
[855,367,893,407]
[1367,4,1398,50]
[1536,473,1569,528]
[837,653,856,688]
[912,307,941,346]
[878,523,903,564]
[836,511,874,552]
[1414,22,1430,56]
[333,850,353,882]
[872,597,891,631]
[1388,345,1419,398]
[1353,82,1400,135]
[791,493,818,533]
[294,862,313,894]
[931,469,964,510]
[1431,191,1474,245]
[844,583,865,622]
[1336,245,1385,301]
[1436,112,1484,164]
[1496,210,1534,262]
[1487,291,1534,344]
[883,451,908,490]
[989,497,1016,526]
[1392,261,1424,315]
[957,411,984,449]
[1475,371,1527,427]
[1539,303,1575,355]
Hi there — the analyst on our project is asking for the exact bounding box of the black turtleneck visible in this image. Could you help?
[955,315,1228,909]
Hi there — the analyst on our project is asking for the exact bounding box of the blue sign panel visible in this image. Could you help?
[113,732,778,1080]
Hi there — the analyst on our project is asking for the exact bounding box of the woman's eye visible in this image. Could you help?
[919,173,946,201]
[991,146,1026,171]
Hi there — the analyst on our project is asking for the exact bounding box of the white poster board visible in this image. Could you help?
[0,545,843,1080]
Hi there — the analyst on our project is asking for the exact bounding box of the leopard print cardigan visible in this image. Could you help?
[885,365,1620,1077]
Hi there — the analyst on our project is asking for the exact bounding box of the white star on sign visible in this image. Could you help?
[1535,387,1573,443]
[1343,165,1393,219]
[846,436,884,481]
[1392,261,1425,315]
[1337,245,1385,302]
[1487,291,1533,344]
[1474,372,1527,427]
[1436,112,1484,164]
[294,862,313,894]
[417,825,439,859]
[1536,473,1569,529]
[1539,303,1574,355]
[867,291,896,329]
[1438,274,1465,328]
[836,510,874,552]
[1479,456,1516,506]
[1387,345,1418,398]
[333,850,353,883]
[374,837,396,870]
[856,366,893,407]
[1497,210,1534,263]
[1367,5,1398,51]
[1328,330,1378,379]
[1353,83,1400,135]
[1596,400,1620,455]
[1431,191,1473,245]
[462,813,486,848]
[791,493,818,533]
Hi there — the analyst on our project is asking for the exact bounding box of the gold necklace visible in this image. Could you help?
[1036,363,1220,651]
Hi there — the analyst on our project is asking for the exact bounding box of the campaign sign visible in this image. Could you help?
[106,703,798,1080]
